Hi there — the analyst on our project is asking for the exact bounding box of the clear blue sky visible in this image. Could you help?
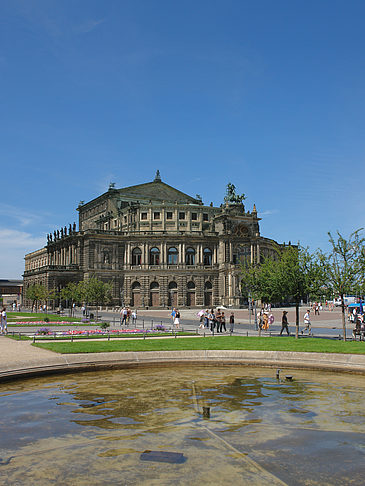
[1,0,364,278]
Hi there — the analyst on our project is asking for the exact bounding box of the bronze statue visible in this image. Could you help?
[224,182,246,205]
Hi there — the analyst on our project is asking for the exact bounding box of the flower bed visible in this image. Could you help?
[34,328,171,337]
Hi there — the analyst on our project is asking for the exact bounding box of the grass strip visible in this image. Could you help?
[33,336,365,355]
[7,323,95,327]
[7,313,82,323]
[6,332,193,342]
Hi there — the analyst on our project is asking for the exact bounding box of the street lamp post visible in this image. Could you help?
[254,299,258,330]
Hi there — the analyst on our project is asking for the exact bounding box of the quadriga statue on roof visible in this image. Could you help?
[224,183,246,205]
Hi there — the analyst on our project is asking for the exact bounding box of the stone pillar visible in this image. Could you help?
[162,242,167,267]
[178,275,187,307]
[126,242,130,266]
[196,275,204,306]
[179,243,183,264]
[144,243,148,267]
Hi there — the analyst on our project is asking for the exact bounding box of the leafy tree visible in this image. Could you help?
[241,245,324,338]
[318,229,365,340]
[60,282,82,316]
[78,277,113,320]
[25,283,56,312]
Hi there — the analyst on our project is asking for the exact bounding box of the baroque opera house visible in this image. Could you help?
[24,171,283,309]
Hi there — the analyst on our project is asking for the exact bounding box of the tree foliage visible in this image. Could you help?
[25,283,56,311]
[241,245,325,338]
[318,229,365,340]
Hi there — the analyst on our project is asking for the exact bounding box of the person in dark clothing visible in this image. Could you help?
[229,312,234,333]
[208,309,215,332]
[220,312,227,332]
[280,310,290,335]
[215,309,222,332]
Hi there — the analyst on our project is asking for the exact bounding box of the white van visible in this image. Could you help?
[334,296,357,306]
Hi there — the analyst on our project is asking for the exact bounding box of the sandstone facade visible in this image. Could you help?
[24,173,283,308]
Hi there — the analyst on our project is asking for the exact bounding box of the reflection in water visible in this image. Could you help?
[1,366,365,485]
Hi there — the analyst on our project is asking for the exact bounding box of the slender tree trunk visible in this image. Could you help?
[341,294,347,341]
[296,302,299,339]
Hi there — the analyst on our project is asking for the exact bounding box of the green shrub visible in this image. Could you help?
[100,322,110,329]
[44,317,49,322]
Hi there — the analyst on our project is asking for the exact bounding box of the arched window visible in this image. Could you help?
[150,281,159,290]
[131,281,141,290]
[150,247,160,265]
[187,281,196,290]
[203,248,212,265]
[185,247,195,265]
[204,281,212,290]
[168,247,178,264]
[132,247,142,265]
[168,281,178,290]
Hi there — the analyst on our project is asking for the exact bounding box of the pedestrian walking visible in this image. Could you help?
[208,309,215,332]
[302,310,312,335]
[1,307,7,335]
[120,307,128,326]
[174,309,180,329]
[215,308,222,333]
[204,310,209,328]
[229,312,235,333]
[221,312,227,332]
[280,311,290,335]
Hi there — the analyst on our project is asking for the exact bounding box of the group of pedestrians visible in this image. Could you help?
[120,307,137,326]
[257,309,275,331]
[280,309,313,336]
[198,309,235,333]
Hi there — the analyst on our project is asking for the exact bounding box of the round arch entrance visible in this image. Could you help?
[149,281,160,307]
[168,281,178,307]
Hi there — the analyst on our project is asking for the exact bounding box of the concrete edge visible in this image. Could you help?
[1,350,365,382]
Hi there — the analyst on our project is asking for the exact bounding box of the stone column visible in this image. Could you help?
[162,242,167,267]
[179,243,183,264]
[144,243,148,267]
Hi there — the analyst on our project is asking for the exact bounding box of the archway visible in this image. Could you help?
[187,281,196,306]
[131,281,141,307]
[149,281,160,307]
[168,281,178,307]
[204,281,213,307]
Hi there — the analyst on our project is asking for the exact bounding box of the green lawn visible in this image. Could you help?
[7,312,82,323]
[8,331,193,341]
[33,335,365,355]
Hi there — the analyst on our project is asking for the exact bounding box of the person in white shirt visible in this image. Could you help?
[302,310,312,335]
[1,307,7,334]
